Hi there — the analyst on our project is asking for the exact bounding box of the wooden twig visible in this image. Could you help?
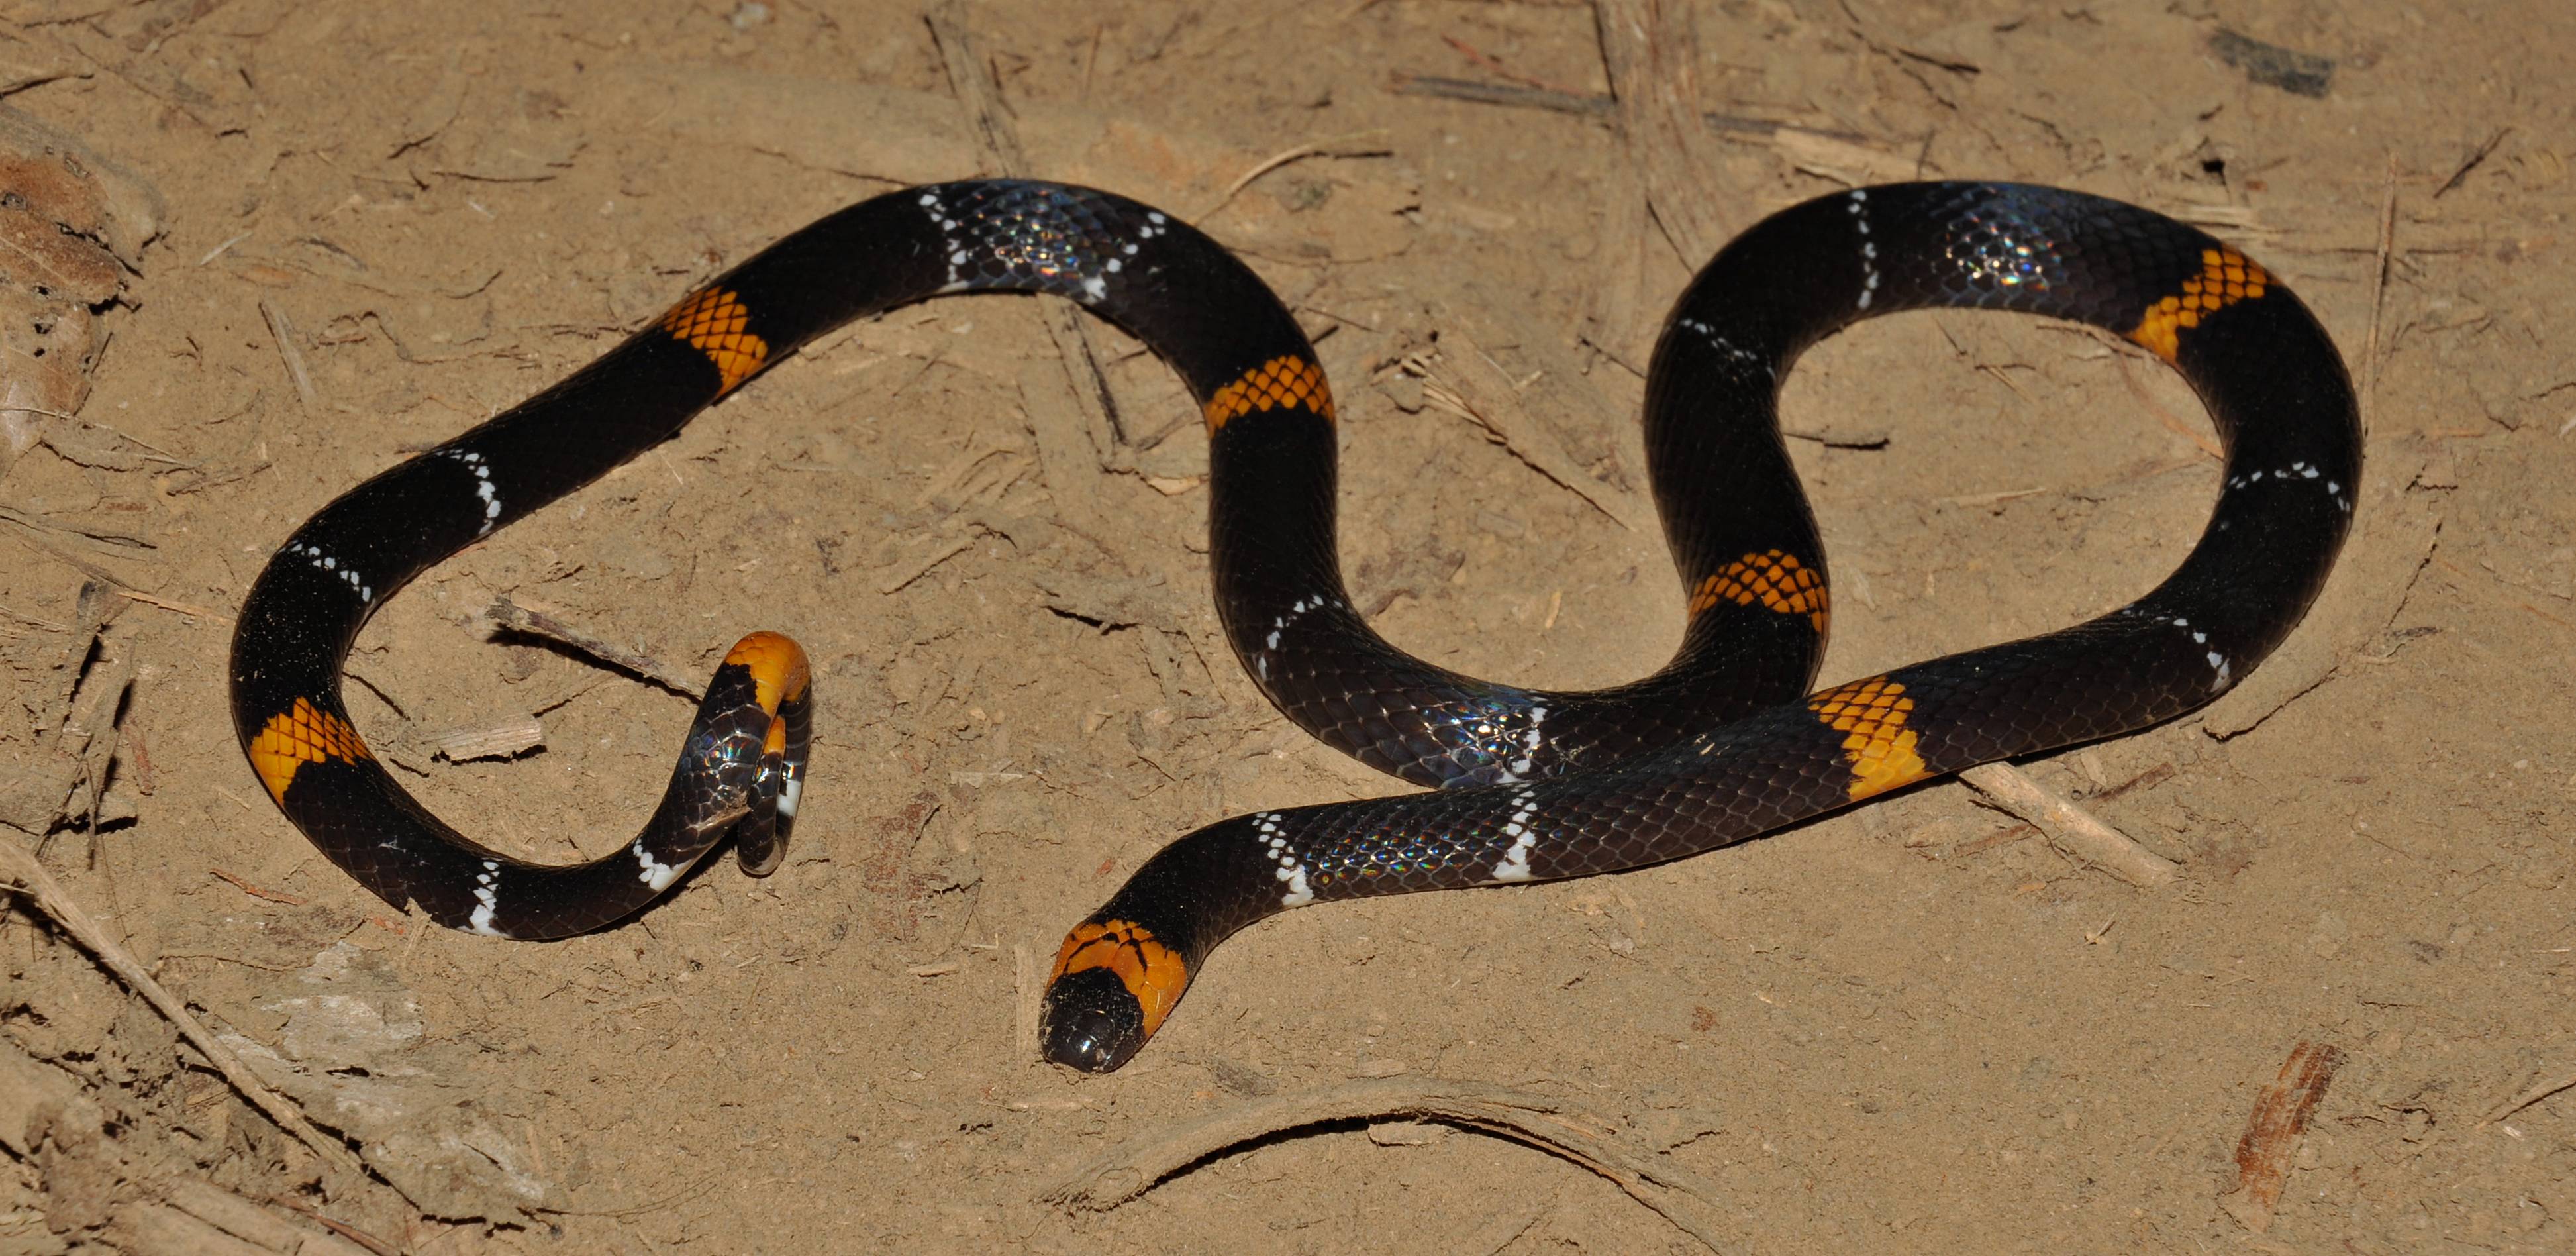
[1199,129,1391,219]
[209,866,308,906]
[252,1192,401,1256]
[1438,34,1593,97]
[1401,343,1650,533]
[2433,126,2512,198]
[1387,72,1873,144]
[0,840,364,1177]
[2090,762,2174,802]
[258,298,317,409]
[0,521,140,590]
[158,1178,386,1256]
[2477,1067,2576,1129]
[877,533,977,594]
[1043,1076,1732,1251]
[0,501,151,551]
[115,588,227,621]
[1780,425,1889,448]
[2361,154,2398,428]
[2099,329,2224,458]
[197,229,253,266]
[1958,763,2179,888]
[485,596,701,698]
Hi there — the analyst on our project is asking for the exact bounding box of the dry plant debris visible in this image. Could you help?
[0,0,2567,1249]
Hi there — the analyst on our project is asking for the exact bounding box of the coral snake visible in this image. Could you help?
[227,179,2359,1073]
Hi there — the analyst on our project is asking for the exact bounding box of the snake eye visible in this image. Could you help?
[1040,967,1146,1073]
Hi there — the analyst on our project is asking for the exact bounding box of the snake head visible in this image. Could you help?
[1040,967,1147,1072]
[1038,918,1189,1072]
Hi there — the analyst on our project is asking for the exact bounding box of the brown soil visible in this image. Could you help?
[5,1,2572,1251]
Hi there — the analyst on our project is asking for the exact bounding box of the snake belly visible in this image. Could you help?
[1034,182,2360,1073]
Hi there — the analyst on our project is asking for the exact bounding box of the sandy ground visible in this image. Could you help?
[4,0,2573,1251]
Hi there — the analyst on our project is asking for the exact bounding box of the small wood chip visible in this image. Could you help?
[428,714,544,762]
[2220,1039,2345,1233]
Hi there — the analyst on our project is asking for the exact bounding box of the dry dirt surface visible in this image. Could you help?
[4,0,2572,1251]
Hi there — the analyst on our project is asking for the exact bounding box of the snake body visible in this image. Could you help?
[224,180,2359,1071]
